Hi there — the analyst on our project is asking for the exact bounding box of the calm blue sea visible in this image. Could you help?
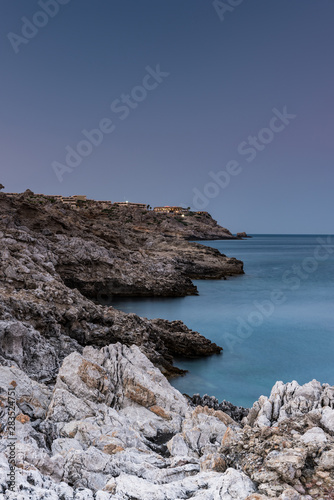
[111,235,334,407]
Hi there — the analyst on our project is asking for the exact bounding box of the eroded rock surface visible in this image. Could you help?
[0,344,256,499]
[0,346,334,499]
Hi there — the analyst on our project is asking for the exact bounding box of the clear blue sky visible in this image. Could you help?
[1,0,333,233]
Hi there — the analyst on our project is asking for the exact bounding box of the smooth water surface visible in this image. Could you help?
[111,235,334,407]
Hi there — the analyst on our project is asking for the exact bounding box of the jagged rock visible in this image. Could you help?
[1,344,334,498]
[0,365,51,421]
[37,344,202,490]
[264,448,307,482]
[179,406,230,457]
[0,344,257,498]
[1,194,334,499]
[0,195,243,302]
[0,452,111,499]
[244,379,334,428]
[299,426,327,446]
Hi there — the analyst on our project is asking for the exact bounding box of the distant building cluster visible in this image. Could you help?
[113,201,147,209]
[3,193,207,216]
[154,206,187,214]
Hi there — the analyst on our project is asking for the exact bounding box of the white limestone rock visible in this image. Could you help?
[318,449,334,470]
[2,335,333,499]
[246,379,334,427]
[167,405,229,461]
[111,468,256,499]
[0,365,51,421]
[320,407,334,434]
[264,449,307,482]
[299,426,327,446]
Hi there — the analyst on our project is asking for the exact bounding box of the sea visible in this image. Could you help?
[111,235,334,408]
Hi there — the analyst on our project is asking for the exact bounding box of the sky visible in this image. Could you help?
[1,0,333,234]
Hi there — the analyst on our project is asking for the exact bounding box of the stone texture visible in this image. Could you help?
[245,379,334,428]
[0,321,59,383]
[0,344,258,498]
[321,407,334,434]
[1,345,334,498]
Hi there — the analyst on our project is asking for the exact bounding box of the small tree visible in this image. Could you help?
[0,184,4,190]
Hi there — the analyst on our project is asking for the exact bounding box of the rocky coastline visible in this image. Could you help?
[1,191,333,499]
[0,191,243,378]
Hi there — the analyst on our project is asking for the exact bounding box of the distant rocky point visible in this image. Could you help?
[237,232,252,238]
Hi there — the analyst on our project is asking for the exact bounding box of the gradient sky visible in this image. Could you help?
[1,0,333,233]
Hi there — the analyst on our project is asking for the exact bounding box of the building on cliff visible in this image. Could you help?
[113,201,147,209]
[62,195,87,208]
[154,206,187,214]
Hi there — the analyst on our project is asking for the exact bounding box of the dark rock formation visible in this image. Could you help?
[237,232,252,238]
[187,393,249,423]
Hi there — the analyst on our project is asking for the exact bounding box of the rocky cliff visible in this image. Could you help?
[69,199,237,241]
[0,191,244,379]
[0,192,243,299]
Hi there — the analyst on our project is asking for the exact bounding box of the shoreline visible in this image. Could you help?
[1,195,334,497]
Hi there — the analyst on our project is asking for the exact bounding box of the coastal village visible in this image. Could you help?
[3,191,208,216]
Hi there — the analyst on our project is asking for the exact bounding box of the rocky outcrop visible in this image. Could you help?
[0,192,243,378]
[0,193,243,300]
[3,192,333,498]
[1,346,334,499]
[222,380,334,498]
[0,321,60,384]
[244,379,334,428]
